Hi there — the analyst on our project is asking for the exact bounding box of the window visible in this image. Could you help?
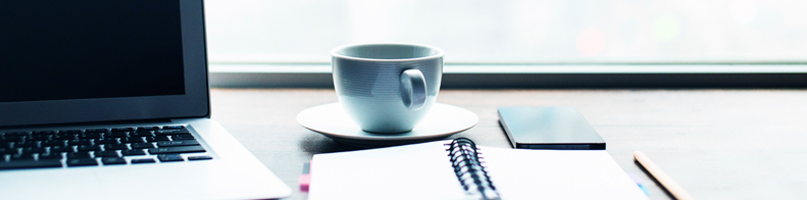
[204,0,807,88]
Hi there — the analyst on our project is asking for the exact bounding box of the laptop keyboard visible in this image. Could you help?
[0,125,213,170]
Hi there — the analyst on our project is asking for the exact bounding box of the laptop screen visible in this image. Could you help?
[0,1,185,103]
[0,0,209,127]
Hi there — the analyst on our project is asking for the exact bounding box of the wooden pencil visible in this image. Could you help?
[634,151,694,200]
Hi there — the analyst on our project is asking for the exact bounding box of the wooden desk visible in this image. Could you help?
[210,88,807,200]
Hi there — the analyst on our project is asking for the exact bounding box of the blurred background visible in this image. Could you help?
[204,0,807,66]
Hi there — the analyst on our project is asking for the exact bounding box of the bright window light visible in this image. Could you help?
[204,0,807,65]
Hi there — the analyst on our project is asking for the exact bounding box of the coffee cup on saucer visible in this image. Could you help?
[331,43,443,133]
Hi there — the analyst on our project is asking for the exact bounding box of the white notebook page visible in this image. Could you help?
[480,147,648,199]
[308,141,648,200]
[308,141,467,200]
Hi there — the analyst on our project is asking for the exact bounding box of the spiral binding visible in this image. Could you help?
[446,138,501,200]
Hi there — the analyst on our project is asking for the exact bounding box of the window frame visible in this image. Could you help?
[209,63,807,88]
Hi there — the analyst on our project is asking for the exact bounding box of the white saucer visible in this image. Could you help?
[297,102,478,147]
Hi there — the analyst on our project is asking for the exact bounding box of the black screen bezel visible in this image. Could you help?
[0,0,209,127]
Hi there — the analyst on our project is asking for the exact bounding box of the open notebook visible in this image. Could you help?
[308,138,648,200]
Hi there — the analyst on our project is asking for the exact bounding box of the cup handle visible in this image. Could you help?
[400,69,427,110]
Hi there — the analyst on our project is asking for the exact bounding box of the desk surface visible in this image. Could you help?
[210,88,807,200]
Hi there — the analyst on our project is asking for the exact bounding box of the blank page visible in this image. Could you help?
[481,147,648,199]
[308,141,467,200]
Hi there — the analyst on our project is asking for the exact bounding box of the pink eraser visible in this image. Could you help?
[298,174,311,192]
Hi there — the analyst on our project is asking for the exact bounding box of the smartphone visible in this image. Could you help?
[498,107,605,150]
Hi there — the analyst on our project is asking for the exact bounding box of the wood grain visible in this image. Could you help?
[210,88,807,200]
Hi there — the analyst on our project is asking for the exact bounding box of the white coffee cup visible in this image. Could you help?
[331,43,444,133]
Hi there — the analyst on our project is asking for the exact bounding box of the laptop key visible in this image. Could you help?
[162,125,185,129]
[80,132,103,139]
[130,143,154,149]
[50,145,74,153]
[146,135,170,142]
[187,155,213,161]
[94,138,119,145]
[55,133,78,140]
[16,141,39,148]
[68,139,92,146]
[86,129,108,133]
[121,149,146,156]
[106,131,128,138]
[111,128,134,132]
[0,159,63,170]
[67,152,92,159]
[5,132,27,141]
[157,154,184,162]
[11,153,36,161]
[22,147,47,154]
[77,145,101,152]
[148,146,205,154]
[41,140,67,147]
[122,137,146,144]
[130,158,156,164]
[170,134,195,141]
[101,157,126,165]
[157,140,199,147]
[1,142,11,149]
[0,147,15,154]
[32,131,55,135]
[30,134,51,141]
[60,130,82,134]
[49,145,73,153]
[66,158,98,167]
[38,153,63,160]
[131,130,154,137]
[138,126,159,130]
[155,128,190,135]
[105,143,129,151]
[94,151,119,158]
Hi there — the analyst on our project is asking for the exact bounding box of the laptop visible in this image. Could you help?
[0,0,292,199]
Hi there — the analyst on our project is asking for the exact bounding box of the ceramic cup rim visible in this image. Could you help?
[330,43,444,62]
